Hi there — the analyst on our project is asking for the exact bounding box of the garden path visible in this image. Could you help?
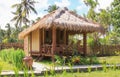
[1,62,120,76]
[32,62,49,71]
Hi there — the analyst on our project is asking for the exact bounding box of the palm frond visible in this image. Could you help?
[11,12,17,15]
[11,16,18,21]
[11,4,20,8]
[22,10,26,17]
[29,5,37,14]
[29,1,38,5]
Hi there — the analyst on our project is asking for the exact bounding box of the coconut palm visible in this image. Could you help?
[84,0,101,49]
[98,9,111,30]
[5,23,11,38]
[0,26,5,42]
[11,0,37,30]
[45,4,59,13]
[84,0,99,8]
[84,0,99,21]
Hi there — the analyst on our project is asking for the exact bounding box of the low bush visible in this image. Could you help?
[0,48,25,69]
[55,55,65,65]
[55,55,99,65]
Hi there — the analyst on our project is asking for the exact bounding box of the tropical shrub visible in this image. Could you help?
[71,56,80,65]
[55,55,64,65]
[87,38,95,49]
[80,56,99,65]
[89,56,99,64]
[55,55,99,66]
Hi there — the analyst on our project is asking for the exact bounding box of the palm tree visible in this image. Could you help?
[84,0,99,8]
[84,0,99,21]
[98,9,111,30]
[5,23,11,38]
[11,4,23,29]
[0,26,5,42]
[84,0,111,48]
[11,0,37,30]
[45,4,59,13]
[84,0,101,49]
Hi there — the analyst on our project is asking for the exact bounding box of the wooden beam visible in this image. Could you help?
[52,27,56,62]
[83,33,87,56]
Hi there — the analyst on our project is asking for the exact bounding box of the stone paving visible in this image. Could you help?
[33,62,120,71]
[32,62,49,71]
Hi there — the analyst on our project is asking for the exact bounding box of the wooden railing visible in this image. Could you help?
[41,44,73,56]
[41,44,52,56]
[0,43,23,50]
[88,45,120,56]
[40,44,84,56]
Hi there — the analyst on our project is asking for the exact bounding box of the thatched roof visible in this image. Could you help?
[19,7,104,39]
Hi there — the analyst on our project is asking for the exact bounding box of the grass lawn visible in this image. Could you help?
[0,58,14,71]
[98,56,120,64]
[46,70,120,77]
[39,59,54,66]
[38,57,58,66]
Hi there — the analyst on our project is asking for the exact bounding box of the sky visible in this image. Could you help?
[0,0,113,29]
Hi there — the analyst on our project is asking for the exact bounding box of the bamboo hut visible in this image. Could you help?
[19,7,104,61]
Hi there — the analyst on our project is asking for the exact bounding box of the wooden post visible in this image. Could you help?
[83,33,87,56]
[43,28,45,45]
[52,27,56,62]
[24,36,29,56]
[30,32,32,56]
[39,29,41,56]
[66,31,68,45]
[64,30,66,44]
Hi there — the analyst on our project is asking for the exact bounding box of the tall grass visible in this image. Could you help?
[13,67,19,77]
[0,48,25,70]
[0,63,3,75]
[23,67,29,77]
